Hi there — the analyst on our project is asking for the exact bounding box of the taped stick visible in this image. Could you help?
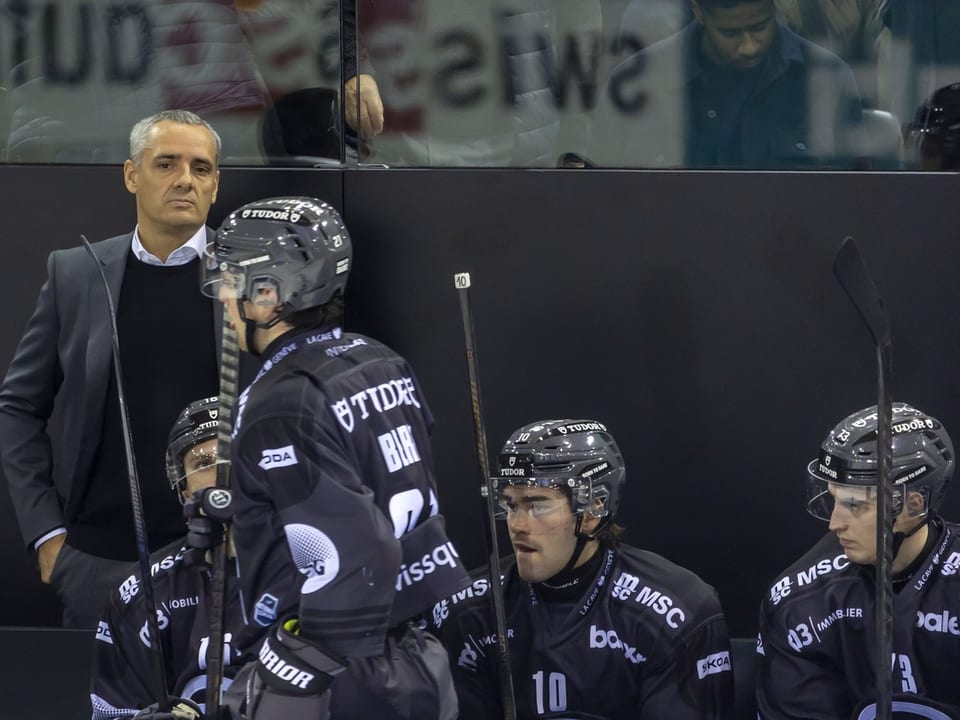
[81,235,170,712]
[454,272,518,720]
[204,303,240,719]
[833,237,893,720]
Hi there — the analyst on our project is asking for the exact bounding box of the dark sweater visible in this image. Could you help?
[67,253,218,560]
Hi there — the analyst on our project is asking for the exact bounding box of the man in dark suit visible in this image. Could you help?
[0,109,223,629]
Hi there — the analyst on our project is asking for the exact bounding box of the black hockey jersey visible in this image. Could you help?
[757,522,960,719]
[432,545,735,719]
[89,541,267,719]
[229,326,467,660]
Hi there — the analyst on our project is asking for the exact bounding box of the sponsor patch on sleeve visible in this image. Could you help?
[696,650,731,679]
[259,445,298,470]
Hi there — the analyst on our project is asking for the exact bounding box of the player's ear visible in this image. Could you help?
[579,499,605,533]
[905,489,927,517]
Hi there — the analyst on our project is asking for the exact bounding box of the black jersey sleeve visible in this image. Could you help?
[434,593,502,719]
[231,405,401,661]
[756,599,851,720]
[89,584,161,719]
[638,614,735,720]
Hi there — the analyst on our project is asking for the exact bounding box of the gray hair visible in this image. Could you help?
[128,110,222,166]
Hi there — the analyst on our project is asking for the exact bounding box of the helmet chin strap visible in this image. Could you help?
[236,298,285,357]
[892,511,935,559]
[553,514,595,579]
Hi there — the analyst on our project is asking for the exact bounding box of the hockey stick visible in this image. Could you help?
[204,303,240,719]
[80,236,171,712]
[454,272,518,720]
[833,236,894,720]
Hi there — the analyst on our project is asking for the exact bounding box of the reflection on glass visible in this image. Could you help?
[591,0,866,169]
[5,1,960,170]
[1,0,345,166]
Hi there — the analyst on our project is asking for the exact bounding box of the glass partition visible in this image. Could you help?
[357,0,960,170]
[0,0,345,166]
[4,1,960,170]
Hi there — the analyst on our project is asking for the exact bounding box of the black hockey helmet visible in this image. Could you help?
[165,396,221,500]
[903,83,960,170]
[201,196,351,321]
[806,403,955,521]
[495,420,625,536]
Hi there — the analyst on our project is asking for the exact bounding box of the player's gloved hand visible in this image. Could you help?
[183,487,237,564]
[132,698,202,719]
[223,618,347,720]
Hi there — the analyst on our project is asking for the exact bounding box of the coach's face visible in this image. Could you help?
[124,120,219,242]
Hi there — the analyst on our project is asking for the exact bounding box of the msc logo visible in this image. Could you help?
[589,625,645,665]
[916,610,960,635]
[259,445,298,470]
[612,571,639,601]
[696,651,731,679]
[941,551,960,576]
[610,573,686,628]
[119,574,140,604]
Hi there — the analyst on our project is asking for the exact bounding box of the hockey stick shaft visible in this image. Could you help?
[833,237,893,720]
[454,272,518,720]
[80,236,171,712]
[204,303,240,718]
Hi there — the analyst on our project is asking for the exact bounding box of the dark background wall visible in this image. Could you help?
[1,166,959,642]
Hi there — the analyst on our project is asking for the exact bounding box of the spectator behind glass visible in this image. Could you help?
[902,82,960,170]
[237,0,385,161]
[590,0,864,169]
[775,0,886,64]
[5,1,270,164]
[879,1,960,134]
[0,110,224,630]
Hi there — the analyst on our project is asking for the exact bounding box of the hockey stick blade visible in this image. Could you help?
[81,235,171,712]
[454,272,518,720]
[833,236,891,349]
[832,236,894,720]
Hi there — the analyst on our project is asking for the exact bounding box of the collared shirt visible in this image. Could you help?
[131,226,207,266]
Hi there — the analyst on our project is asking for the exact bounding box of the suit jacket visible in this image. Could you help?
[0,228,229,549]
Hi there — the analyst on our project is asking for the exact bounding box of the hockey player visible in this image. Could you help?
[89,396,264,720]
[757,403,960,719]
[432,419,735,719]
[200,196,463,719]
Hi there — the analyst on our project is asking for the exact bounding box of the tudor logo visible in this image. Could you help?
[209,409,218,419]
[509,456,516,467]
[824,455,832,466]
